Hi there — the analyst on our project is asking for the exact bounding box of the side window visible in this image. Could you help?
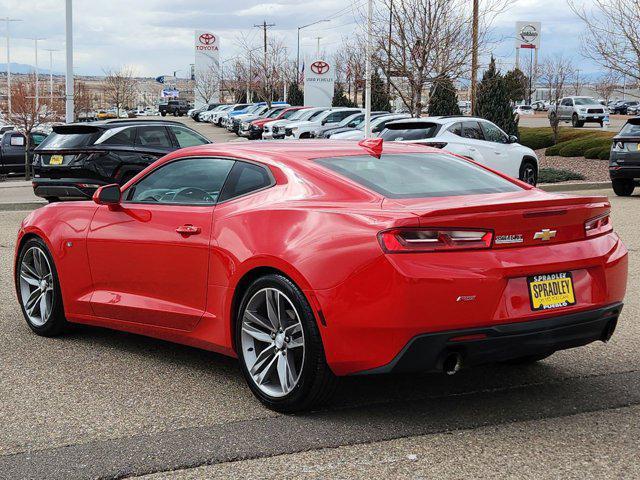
[462,121,484,140]
[169,126,210,148]
[561,98,572,106]
[126,158,235,205]
[218,161,273,202]
[98,127,136,146]
[480,122,508,144]
[135,126,173,149]
[448,122,463,137]
[31,133,48,146]
[335,111,355,122]
[9,133,25,147]
[372,120,390,133]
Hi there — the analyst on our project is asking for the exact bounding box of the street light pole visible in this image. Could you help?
[44,48,59,108]
[3,17,22,117]
[470,0,479,114]
[65,0,74,123]
[32,38,47,114]
[364,0,372,138]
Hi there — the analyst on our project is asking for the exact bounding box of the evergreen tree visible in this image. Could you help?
[332,83,356,107]
[427,75,461,116]
[287,82,304,106]
[504,68,528,104]
[371,69,392,111]
[474,57,519,136]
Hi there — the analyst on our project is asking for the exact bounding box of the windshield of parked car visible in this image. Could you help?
[316,153,521,198]
[619,120,640,137]
[301,109,326,121]
[379,122,440,141]
[282,109,304,119]
[338,113,364,128]
[519,105,532,110]
[574,97,599,106]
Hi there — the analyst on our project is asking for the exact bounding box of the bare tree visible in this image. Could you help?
[539,55,574,143]
[7,75,53,180]
[74,79,94,120]
[594,71,621,104]
[194,62,220,106]
[102,67,137,115]
[363,0,509,116]
[569,0,640,83]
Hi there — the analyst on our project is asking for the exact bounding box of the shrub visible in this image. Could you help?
[584,146,611,160]
[557,136,613,157]
[598,148,611,160]
[518,127,603,151]
[538,168,586,184]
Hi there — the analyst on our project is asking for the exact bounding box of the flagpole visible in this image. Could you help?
[364,0,372,138]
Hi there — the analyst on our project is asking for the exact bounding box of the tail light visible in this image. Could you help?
[378,228,493,253]
[585,212,612,237]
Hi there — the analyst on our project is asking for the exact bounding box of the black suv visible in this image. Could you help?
[609,117,640,196]
[32,119,211,201]
[159,100,191,117]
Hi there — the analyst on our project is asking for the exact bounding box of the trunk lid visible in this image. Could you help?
[382,190,610,248]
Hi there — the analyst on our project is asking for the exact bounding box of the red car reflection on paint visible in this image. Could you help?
[14,139,628,412]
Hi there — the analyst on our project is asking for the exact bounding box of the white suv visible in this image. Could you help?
[265,107,326,139]
[328,113,411,140]
[285,108,361,139]
[380,116,539,185]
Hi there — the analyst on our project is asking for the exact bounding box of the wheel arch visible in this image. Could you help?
[228,263,322,354]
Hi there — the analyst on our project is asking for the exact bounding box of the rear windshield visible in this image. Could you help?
[37,130,100,149]
[316,153,521,198]
[619,120,640,137]
[380,122,440,141]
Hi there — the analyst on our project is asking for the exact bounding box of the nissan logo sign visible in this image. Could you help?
[311,61,330,75]
[519,25,538,44]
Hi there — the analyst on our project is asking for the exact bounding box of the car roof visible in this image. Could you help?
[77,119,187,129]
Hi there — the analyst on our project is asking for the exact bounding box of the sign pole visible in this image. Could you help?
[364,0,372,138]
[65,0,74,123]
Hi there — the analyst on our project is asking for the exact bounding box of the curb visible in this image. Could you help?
[0,202,46,212]
[539,181,612,192]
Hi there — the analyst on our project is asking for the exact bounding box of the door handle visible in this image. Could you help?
[176,224,201,235]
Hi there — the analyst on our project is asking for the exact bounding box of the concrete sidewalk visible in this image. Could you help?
[0,178,46,211]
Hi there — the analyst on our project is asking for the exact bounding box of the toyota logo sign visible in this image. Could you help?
[199,33,216,45]
[311,61,330,75]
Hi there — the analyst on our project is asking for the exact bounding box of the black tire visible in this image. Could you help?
[502,352,554,365]
[160,112,167,117]
[612,178,635,196]
[45,197,59,203]
[235,274,337,413]
[572,114,584,128]
[519,160,538,186]
[15,237,68,337]
[598,120,604,128]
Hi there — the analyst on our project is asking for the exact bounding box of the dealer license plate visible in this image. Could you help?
[49,155,63,165]
[528,272,576,311]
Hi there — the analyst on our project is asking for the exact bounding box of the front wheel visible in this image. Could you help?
[236,274,337,412]
[519,160,538,186]
[572,114,584,128]
[160,112,167,117]
[612,178,635,196]
[16,237,68,336]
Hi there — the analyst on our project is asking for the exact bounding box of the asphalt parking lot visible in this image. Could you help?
[1,119,639,479]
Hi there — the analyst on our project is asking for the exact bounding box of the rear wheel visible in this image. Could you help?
[612,178,635,196]
[519,160,538,186]
[16,237,68,337]
[236,274,337,412]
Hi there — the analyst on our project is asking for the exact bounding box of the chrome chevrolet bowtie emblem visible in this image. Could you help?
[533,229,557,241]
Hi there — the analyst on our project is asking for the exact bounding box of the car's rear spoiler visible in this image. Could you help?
[52,124,102,135]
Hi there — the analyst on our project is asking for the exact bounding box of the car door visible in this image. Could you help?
[460,121,490,165]
[560,98,573,120]
[477,120,520,177]
[134,125,175,164]
[2,132,26,174]
[86,157,235,331]
[438,122,472,158]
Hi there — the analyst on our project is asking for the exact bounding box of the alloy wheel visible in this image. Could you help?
[240,288,305,398]
[522,165,537,186]
[19,246,54,327]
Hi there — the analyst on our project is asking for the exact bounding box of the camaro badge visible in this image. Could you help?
[495,234,524,244]
[534,229,557,241]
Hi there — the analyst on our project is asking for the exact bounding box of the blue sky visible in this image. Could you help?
[1,0,600,78]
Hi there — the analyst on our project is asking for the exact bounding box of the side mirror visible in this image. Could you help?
[93,184,121,206]
[509,135,518,144]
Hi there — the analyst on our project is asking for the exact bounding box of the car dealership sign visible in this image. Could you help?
[194,30,220,107]
[515,22,541,49]
[304,58,335,107]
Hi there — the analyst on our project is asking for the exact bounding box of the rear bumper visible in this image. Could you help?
[358,302,623,374]
[32,178,105,199]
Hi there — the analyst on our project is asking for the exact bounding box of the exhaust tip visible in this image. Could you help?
[443,352,463,376]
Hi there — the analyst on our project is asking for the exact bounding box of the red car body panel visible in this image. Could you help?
[15,141,628,375]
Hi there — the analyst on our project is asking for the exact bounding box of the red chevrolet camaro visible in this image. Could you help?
[14,139,628,411]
